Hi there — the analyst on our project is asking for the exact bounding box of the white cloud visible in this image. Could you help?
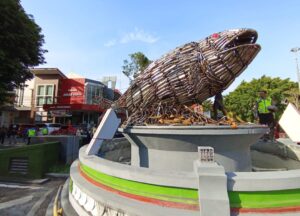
[104,39,117,47]
[104,28,159,47]
[120,28,159,44]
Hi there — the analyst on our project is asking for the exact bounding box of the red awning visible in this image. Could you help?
[43,103,108,112]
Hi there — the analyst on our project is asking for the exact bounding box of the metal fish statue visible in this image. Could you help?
[117,28,260,116]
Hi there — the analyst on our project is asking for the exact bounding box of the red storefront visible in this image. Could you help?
[59,78,85,104]
[43,78,115,126]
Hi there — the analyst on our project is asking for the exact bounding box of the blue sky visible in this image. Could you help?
[22,0,300,94]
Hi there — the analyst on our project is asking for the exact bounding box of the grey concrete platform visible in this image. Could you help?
[251,138,300,170]
[119,125,268,172]
[68,145,300,216]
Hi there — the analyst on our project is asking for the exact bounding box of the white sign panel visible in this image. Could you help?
[279,103,300,142]
[85,109,121,155]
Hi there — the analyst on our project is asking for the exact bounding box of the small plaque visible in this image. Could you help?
[198,147,214,162]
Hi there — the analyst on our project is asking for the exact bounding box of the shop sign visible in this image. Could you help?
[63,87,82,97]
[49,110,72,117]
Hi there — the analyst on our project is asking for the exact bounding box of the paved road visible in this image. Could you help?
[0,178,66,216]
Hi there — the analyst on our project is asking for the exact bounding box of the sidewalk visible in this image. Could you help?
[0,178,66,216]
[0,137,27,149]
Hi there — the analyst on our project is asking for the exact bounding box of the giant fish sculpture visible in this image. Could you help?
[117,28,260,118]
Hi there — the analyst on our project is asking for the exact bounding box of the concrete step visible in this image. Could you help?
[9,157,29,174]
[10,165,28,169]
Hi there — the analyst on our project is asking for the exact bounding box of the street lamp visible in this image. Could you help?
[290,47,300,92]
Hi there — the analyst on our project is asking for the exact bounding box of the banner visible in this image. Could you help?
[49,110,72,117]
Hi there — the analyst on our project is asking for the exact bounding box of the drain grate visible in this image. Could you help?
[9,157,29,174]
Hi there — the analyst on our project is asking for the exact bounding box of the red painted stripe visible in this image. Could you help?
[231,206,300,214]
[78,164,199,211]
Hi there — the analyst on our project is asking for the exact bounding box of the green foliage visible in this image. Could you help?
[122,52,151,82]
[48,163,70,174]
[224,76,298,122]
[202,99,213,111]
[0,0,46,104]
[0,142,59,179]
[285,88,300,109]
[69,178,73,193]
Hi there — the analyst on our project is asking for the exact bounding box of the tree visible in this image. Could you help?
[224,76,298,122]
[202,99,213,112]
[285,88,300,109]
[0,0,46,104]
[122,52,151,82]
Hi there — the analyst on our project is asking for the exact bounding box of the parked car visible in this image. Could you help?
[35,123,61,135]
[50,125,77,135]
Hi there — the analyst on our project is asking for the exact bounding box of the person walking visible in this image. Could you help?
[27,126,36,145]
[255,90,277,141]
[41,126,48,135]
[0,126,6,144]
[8,124,18,145]
[213,92,227,120]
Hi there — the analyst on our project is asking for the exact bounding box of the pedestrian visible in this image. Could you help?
[0,126,6,144]
[8,124,18,145]
[76,127,82,136]
[255,90,278,141]
[213,92,227,120]
[87,127,92,142]
[27,127,36,145]
[41,126,48,135]
[22,126,28,142]
[92,126,97,137]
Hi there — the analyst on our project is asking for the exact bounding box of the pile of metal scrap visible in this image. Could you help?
[123,103,233,126]
[116,28,261,126]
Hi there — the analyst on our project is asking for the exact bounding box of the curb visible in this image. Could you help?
[0,177,49,185]
[45,173,69,178]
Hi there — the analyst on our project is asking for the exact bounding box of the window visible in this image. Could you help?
[36,97,45,106]
[85,83,103,104]
[45,97,53,104]
[35,112,42,122]
[46,85,53,95]
[38,86,45,95]
[36,84,54,106]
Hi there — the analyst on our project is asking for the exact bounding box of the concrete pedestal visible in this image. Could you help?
[119,125,268,172]
[66,145,300,216]
[194,160,230,216]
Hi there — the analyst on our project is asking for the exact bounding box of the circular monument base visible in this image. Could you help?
[119,125,268,172]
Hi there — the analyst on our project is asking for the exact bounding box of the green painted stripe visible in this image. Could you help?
[229,189,300,208]
[80,162,199,204]
[69,178,73,193]
[79,162,300,209]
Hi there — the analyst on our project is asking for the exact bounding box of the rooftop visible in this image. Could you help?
[30,68,67,79]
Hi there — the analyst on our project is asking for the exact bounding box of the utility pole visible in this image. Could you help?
[291,47,300,92]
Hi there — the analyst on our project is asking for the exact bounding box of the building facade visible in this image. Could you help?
[1,68,120,127]
[31,68,67,122]
[0,78,35,127]
[44,78,119,126]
